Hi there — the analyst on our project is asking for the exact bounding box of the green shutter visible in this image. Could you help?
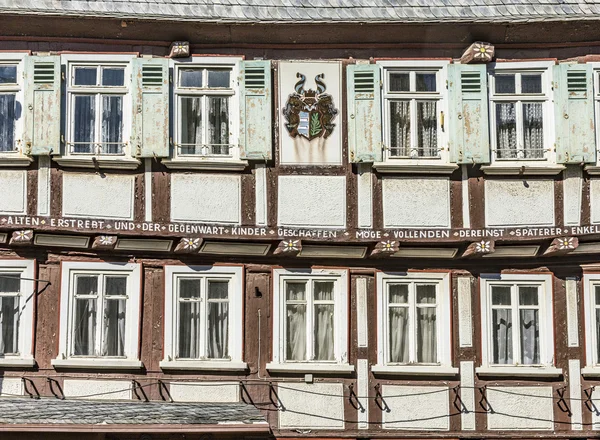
[239,60,272,160]
[347,64,382,163]
[554,63,596,164]
[131,57,169,158]
[23,55,61,156]
[448,64,490,164]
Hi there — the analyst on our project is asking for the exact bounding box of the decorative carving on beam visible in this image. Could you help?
[169,41,190,58]
[92,235,117,250]
[174,237,202,253]
[9,230,33,246]
[273,239,302,256]
[460,41,495,64]
[370,240,399,258]
[462,240,495,258]
[543,236,579,257]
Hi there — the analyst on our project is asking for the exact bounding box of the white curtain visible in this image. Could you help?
[207,280,229,359]
[73,95,96,153]
[180,97,202,154]
[0,296,19,355]
[207,97,229,155]
[417,101,437,157]
[286,283,306,361]
[520,309,539,364]
[389,307,409,363]
[178,301,200,358]
[389,101,410,157]
[523,102,544,158]
[74,298,96,356]
[101,95,123,154]
[496,102,517,159]
[0,94,15,152]
[492,309,513,364]
[102,298,126,357]
[313,282,334,361]
[416,285,437,363]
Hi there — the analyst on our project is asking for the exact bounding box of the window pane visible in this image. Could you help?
[208,280,228,300]
[102,298,126,357]
[179,279,201,300]
[180,97,202,154]
[73,95,96,153]
[102,68,125,86]
[417,100,437,157]
[314,304,334,361]
[389,284,408,304]
[389,73,409,92]
[389,306,408,363]
[0,296,19,355]
[0,65,17,84]
[417,285,436,304]
[101,95,123,154]
[491,285,511,305]
[523,102,544,159]
[596,309,600,363]
[286,282,305,301]
[178,301,200,358]
[492,308,513,364]
[0,94,16,152]
[595,285,600,305]
[389,100,410,157]
[416,73,436,92]
[75,275,98,296]
[74,67,97,86]
[495,102,517,159]
[180,69,203,88]
[207,70,230,88]
[519,286,538,306]
[520,309,540,364]
[314,281,334,301]
[105,276,127,296]
[207,97,229,154]
[417,307,437,363]
[495,74,516,94]
[207,301,229,359]
[0,273,20,294]
[286,304,306,361]
[521,74,542,94]
[73,298,96,356]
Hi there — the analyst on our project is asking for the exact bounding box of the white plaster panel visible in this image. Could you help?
[462,165,471,228]
[62,173,134,220]
[485,179,555,227]
[592,387,600,429]
[63,379,132,400]
[37,156,51,216]
[171,173,241,225]
[382,177,450,228]
[356,277,368,348]
[255,163,267,226]
[382,385,449,430]
[458,276,473,348]
[564,166,582,226]
[169,382,239,403]
[460,361,476,430]
[566,278,579,347]
[278,175,346,228]
[589,178,600,225]
[357,359,369,429]
[569,360,583,430]
[278,383,344,429]
[0,378,23,396]
[357,163,372,228]
[0,170,26,215]
[487,386,553,430]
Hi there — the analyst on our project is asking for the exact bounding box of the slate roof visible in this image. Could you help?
[0,1,599,24]
[0,397,268,427]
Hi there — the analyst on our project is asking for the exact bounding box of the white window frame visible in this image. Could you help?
[582,274,600,376]
[589,64,600,172]
[372,271,456,376]
[53,261,142,369]
[267,268,353,374]
[0,53,27,165]
[160,265,246,371]
[488,61,556,167]
[0,259,35,367]
[477,273,561,377]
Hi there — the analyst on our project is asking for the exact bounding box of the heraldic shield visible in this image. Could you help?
[283,73,338,141]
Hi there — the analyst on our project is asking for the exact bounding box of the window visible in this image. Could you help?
[0,260,35,366]
[380,61,448,161]
[53,262,142,369]
[267,268,352,373]
[0,55,24,156]
[161,265,245,371]
[478,274,559,376]
[489,62,553,161]
[373,272,455,376]
[173,59,240,159]
[582,274,600,374]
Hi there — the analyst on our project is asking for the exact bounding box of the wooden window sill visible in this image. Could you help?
[162,159,249,171]
[159,360,248,371]
[372,365,459,377]
[54,157,141,170]
[373,161,458,174]
[476,366,563,378]
[0,357,36,367]
[0,156,33,167]
[52,358,144,370]
[480,164,566,176]
[266,362,355,374]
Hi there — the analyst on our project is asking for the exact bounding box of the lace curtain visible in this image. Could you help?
[496,102,543,159]
[180,97,203,155]
[417,101,437,157]
[0,94,15,152]
[0,275,20,355]
[207,281,229,359]
[313,282,334,361]
[101,95,123,154]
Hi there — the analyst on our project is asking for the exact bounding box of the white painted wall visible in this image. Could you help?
[0,378,23,396]
[563,166,582,226]
[63,173,134,220]
[460,362,475,430]
[458,276,473,348]
[171,173,241,225]
[169,382,239,403]
[589,178,600,225]
[382,385,449,430]
[485,179,555,227]
[278,383,344,429]
[278,175,346,228]
[63,379,132,400]
[487,386,553,430]
[382,177,450,228]
[0,170,26,215]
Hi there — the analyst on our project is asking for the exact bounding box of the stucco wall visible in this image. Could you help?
[381,385,450,430]
[278,383,345,429]
[0,170,26,215]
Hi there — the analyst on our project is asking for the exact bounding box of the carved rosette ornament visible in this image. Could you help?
[543,236,579,257]
[273,239,302,256]
[462,240,496,258]
[370,240,399,258]
[9,229,33,245]
[92,235,117,250]
[460,41,495,64]
[168,41,190,58]
[174,237,202,254]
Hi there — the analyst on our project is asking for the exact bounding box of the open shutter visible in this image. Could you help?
[23,55,61,155]
[131,57,169,158]
[347,64,382,163]
[239,60,272,160]
[554,63,596,164]
[448,64,490,164]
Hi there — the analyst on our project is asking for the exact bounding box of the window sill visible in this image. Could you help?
[0,357,36,367]
[476,366,563,378]
[159,360,248,372]
[266,362,355,374]
[373,161,458,174]
[162,159,249,171]
[584,165,600,175]
[51,358,144,370]
[53,157,141,170]
[0,156,33,167]
[480,164,565,176]
[372,364,459,377]
[580,366,600,377]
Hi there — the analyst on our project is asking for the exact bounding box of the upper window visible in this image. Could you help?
[0,260,35,366]
[161,265,245,371]
[0,55,24,155]
[173,59,240,160]
[583,274,600,372]
[53,261,142,369]
[489,62,553,162]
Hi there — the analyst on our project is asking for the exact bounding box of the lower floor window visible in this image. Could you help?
[0,273,20,354]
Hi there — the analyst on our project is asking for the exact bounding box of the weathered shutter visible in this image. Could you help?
[554,63,596,164]
[448,64,490,164]
[347,64,382,163]
[23,55,61,155]
[239,60,272,160]
[131,57,169,158]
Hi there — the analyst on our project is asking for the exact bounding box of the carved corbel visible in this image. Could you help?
[543,236,578,257]
[370,240,399,258]
[9,230,33,246]
[174,237,202,253]
[169,41,190,58]
[92,235,117,250]
[462,240,495,258]
[273,239,302,256]
[460,41,495,64]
